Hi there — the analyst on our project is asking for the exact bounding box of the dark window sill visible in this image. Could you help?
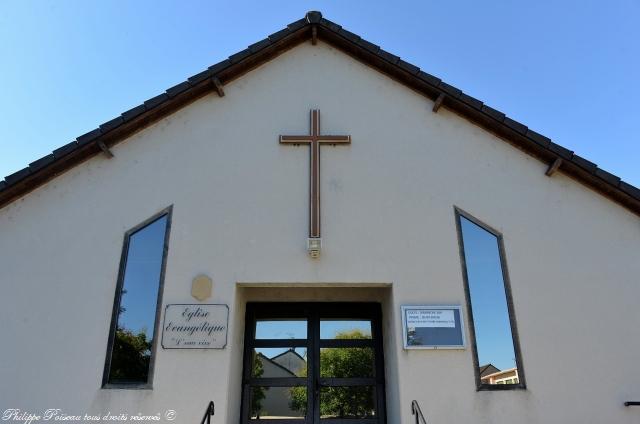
[477,383,526,391]
[101,383,153,390]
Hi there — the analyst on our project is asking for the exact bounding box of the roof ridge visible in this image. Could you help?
[1,11,638,216]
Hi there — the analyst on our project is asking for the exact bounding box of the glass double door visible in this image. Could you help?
[241,303,386,424]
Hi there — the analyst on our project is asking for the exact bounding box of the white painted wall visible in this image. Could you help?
[0,41,639,423]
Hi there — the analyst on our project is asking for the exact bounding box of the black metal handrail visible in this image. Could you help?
[625,401,640,407]
[411,400,428,424]
[200,401,215,424]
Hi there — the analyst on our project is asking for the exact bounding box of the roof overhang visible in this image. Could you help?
[1,11,639,216]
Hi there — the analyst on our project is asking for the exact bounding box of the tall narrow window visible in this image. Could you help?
[455,209,525,390]
[103,208,171,387]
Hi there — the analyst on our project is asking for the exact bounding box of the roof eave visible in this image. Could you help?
[1,11,639,217]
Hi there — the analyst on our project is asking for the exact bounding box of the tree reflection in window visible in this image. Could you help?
[290,330,376,418]
[105,213,169,385]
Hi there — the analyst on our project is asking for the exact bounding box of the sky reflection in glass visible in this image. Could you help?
[460,216,517,372]
[320,320,372,339]
[107,214,168,384]
[254,320,373,340]
[255,320,307,339]
[117,215,167,341]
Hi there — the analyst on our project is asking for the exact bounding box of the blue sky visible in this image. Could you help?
[0,0,638,186]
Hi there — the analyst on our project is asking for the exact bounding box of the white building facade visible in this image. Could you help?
[1,12,639,424]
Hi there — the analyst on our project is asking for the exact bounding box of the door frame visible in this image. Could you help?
[240,302,387,424]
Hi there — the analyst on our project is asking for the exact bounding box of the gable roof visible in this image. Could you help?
[479,363,501,377]
[256,352,297,377]
[1,11,639,215]
[271,348,307,363]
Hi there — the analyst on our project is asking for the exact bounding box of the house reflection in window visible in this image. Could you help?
[456,210,525,389]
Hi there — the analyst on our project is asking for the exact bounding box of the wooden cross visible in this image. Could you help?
[280,109,351,257]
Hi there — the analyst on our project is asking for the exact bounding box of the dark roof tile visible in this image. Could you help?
[417,71,441,86]
[228,48,252,64]
[5,167,31,185]
[52,141,78,158]
[571,154,597,173]
[0,181,5,190]
[209,59,231,74]
[305,11,323,23]
[268,28,290,42]
[29,154,55,172]
[144,93,169,109]
[99,117,124,133]
[460,93,483,110]
[549,142,573,160]
[398,59,420,75]
[620,181,640,199]
[320,18,342,32]
[595,168,621,186]
[121,104,146,122]
[377,49,399,64]
[504,117,528,135]
[338,28,361,43]
[438,82,461,98]
[76,128,102,146]
[188,69,212,85]
[481,105,505,122]
[287,18,307,31]
[526,129,551,148]
[356,38,380,53]
[166,81,191,98]
[249,39,271,52]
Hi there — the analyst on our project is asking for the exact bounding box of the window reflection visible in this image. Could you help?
[320,386,376,419]
[459,215,521,386]
[107,214,169,384]
[320,348,374,378]
[479,365,520,385]
[320,320,372,339]
[252,348,308,378]
[250,386,306,419]
[255,320,307,339]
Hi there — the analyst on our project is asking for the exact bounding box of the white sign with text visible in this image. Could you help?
[161,304,228,349]
[405,309,455,328]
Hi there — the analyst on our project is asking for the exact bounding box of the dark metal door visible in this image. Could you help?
[241,303,386,424]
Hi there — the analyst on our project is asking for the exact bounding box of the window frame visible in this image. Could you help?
[101,206,173,390]
[240,302,387,424]
[453,206,526,391]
